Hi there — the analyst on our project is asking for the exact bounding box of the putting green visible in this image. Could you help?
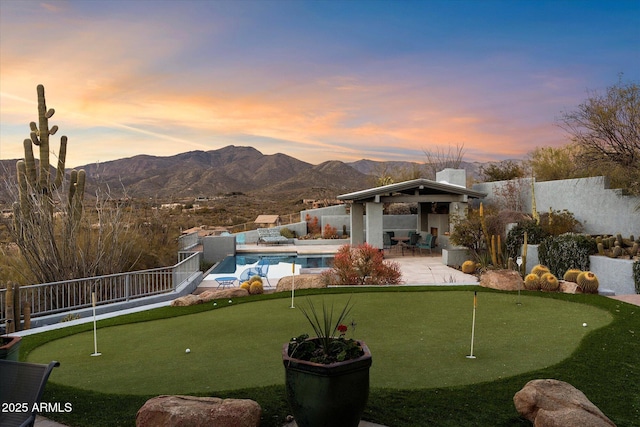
[27,291,612,395]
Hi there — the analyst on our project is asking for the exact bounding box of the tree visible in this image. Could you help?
[480,160,525,182]
[527,144,586,181]
[558,79,640,194]
[423,142,466,179]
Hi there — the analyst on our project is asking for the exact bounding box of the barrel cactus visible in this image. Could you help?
[249,281,264,295]
[563,269,582,283]
[240,281,251,291]
[540,272,559,292]
[531,264,550,277]
[461,260,476,274]
[524,273,540,290]
[577,271,599,294]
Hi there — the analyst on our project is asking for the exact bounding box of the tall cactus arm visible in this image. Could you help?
[16,160,30,217]
[72,170,86,223]
[53,135,68,190]
[36,84,52,191]
[22,138,37,187]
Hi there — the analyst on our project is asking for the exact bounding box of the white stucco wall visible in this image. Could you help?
[473,176,640,237]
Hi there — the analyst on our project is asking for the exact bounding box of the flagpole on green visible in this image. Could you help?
[466,291,477,359]
[290,260,296,309]
[90,289,102,357]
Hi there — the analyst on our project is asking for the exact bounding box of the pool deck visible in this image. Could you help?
[198,243,479,288]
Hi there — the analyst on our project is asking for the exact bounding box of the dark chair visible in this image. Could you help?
[416,233,435,254]
[383,233,392,249]
[0,360,60,427]
[386,231,397,246]
[408,232,420,252]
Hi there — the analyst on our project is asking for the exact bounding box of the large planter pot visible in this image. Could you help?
[0,336,21,361]
[282,340,372,427]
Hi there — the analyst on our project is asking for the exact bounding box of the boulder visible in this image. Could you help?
[479,270,524,291]
[559,281,581,294]
[276,274,327,292]
[199,288,249,302]
[171,294,202,307]
[136,395,261,427]
[514,379,616,427]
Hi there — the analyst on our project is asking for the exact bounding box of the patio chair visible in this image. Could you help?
[239,258,272,286]
[0,359,60,427]
[416,233,435,254]
[408,232,420,252]
[383,232,392,249]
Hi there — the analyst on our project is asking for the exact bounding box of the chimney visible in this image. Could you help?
[435,168,467,188]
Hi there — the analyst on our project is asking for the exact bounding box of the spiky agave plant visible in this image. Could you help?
[289,298,363,364]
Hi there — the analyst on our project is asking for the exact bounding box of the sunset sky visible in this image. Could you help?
[1,0,638,168]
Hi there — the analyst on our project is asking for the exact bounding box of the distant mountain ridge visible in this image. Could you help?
[0,145,499,203]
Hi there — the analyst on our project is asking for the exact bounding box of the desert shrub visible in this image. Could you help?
[538,233,597,277]
[305,214,321,236]
[633,260,640,294]
[321,243,402,286]
[449,209,484,253]
[323,224,339,239]
[279,227,296,239]
[506,220,550,260]
[539,209,583,235]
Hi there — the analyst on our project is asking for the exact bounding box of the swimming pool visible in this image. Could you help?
[205,253,335,283]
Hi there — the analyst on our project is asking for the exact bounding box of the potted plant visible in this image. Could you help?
[0,334,21,361]
[282,298,372,427]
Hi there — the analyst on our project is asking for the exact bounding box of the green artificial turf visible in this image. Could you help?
[27,290,610,394]
[19,287,640,427]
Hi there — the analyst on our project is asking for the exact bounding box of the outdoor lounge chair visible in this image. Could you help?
[416,233,435,254]
[239,258,272,286]
[0,359,60,427]
[257,228,291,245]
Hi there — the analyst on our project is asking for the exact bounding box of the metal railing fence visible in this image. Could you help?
[178,231,199,250]
[0,252,200,325]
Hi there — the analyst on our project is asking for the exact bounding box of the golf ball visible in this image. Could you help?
[185,348,191,353]
[582,323,587,327]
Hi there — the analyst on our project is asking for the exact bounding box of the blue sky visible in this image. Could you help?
[1,0,638,167]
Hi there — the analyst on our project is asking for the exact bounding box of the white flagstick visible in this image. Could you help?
[91,291,102,356]
[466,291,477,359]
[290,260,296,308]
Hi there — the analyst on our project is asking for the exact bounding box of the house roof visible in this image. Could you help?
[254,214,280,224]
[337,178,487,203]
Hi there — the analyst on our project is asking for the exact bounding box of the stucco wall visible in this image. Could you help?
[473,176,640,237]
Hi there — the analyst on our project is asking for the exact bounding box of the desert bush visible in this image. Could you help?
[539,209,583,235]
[321,243,402,286]
[506,220,550,260]
[305,214,321,236]
[279,227,296,239]
[323,223,338,239]
[538,233,597,277]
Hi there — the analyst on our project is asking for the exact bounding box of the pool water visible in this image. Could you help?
[206,254,334,282]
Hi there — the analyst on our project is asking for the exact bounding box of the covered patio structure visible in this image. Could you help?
[337,169,486,250]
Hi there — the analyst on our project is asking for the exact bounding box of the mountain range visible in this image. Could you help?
[0,145,486,204]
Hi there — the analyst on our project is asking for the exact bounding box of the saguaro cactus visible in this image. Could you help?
[15,84,85,221]
[11,84,86,283]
